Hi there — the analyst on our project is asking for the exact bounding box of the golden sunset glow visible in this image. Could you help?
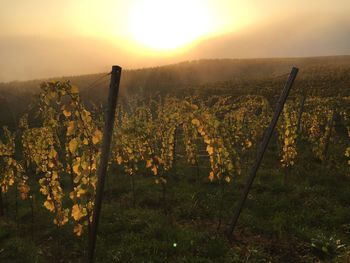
[1,0,350,81]
[68,0,253,53]
[129,0,212,51]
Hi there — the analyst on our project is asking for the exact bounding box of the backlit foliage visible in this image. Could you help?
[0,127,29,199]
[277,102,298,168]
[1,81,350,239]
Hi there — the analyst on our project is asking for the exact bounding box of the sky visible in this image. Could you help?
[1,0,350,82]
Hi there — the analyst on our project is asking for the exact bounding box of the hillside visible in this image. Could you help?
[1,56,350,126]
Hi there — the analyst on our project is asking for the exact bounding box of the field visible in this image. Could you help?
[0,57,350,262]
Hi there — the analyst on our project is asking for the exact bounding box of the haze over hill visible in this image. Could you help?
[1,56,350,97]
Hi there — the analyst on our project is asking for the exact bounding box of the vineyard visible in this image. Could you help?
[0,75,350,262]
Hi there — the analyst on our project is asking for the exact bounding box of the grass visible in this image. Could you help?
[0,141,349,262]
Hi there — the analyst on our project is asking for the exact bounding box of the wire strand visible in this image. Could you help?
[84,72,111,91]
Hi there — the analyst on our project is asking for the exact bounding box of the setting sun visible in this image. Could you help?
[129,0,213,51]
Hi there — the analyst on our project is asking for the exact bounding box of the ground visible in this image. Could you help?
[0,137,349,262]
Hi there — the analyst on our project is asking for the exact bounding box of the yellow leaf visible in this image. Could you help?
[151,166,158,175]
[81,110,92,123]
[83,138,89,145]
[204,138,211,144]
[40,187,48,195]
[69,138,78,154]
[191,119,200,126]
[51,171,59,181]
[76,187,86,198]
[116,156,123,165]
[54,209,69,226]
[73,163,80,175]
[44,200,55,212]
[48,147,57,159]
[71,204,85,221]
[224,176,231,183]
[81,160,88,170]
[81,177,88,184]
[71,85,79,94]
[146,159,152,168]
[8,178,14,186]
[67,121,75,136]
[345,148,350,157]
[206,145,214,155]
[74,224,83,236]
[208,171,214,182]
[48,161,54,168]
[245,139,252,148]
[92,129,103,145]
[62,107,71,117]
[284,138,289,146]
[69,191,75,200]
[18,184,30,200]
[191,104,199,110]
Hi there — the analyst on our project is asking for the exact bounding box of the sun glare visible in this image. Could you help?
[130,0,213,51]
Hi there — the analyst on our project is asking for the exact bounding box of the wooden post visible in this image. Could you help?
[87,66,122,263]
[227,67,299,238]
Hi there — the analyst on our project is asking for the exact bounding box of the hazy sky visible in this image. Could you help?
[1,0,350,81]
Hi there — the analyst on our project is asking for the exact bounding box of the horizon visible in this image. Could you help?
[1,55,350,85]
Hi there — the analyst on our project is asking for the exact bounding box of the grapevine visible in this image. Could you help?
[277,102,298,169]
